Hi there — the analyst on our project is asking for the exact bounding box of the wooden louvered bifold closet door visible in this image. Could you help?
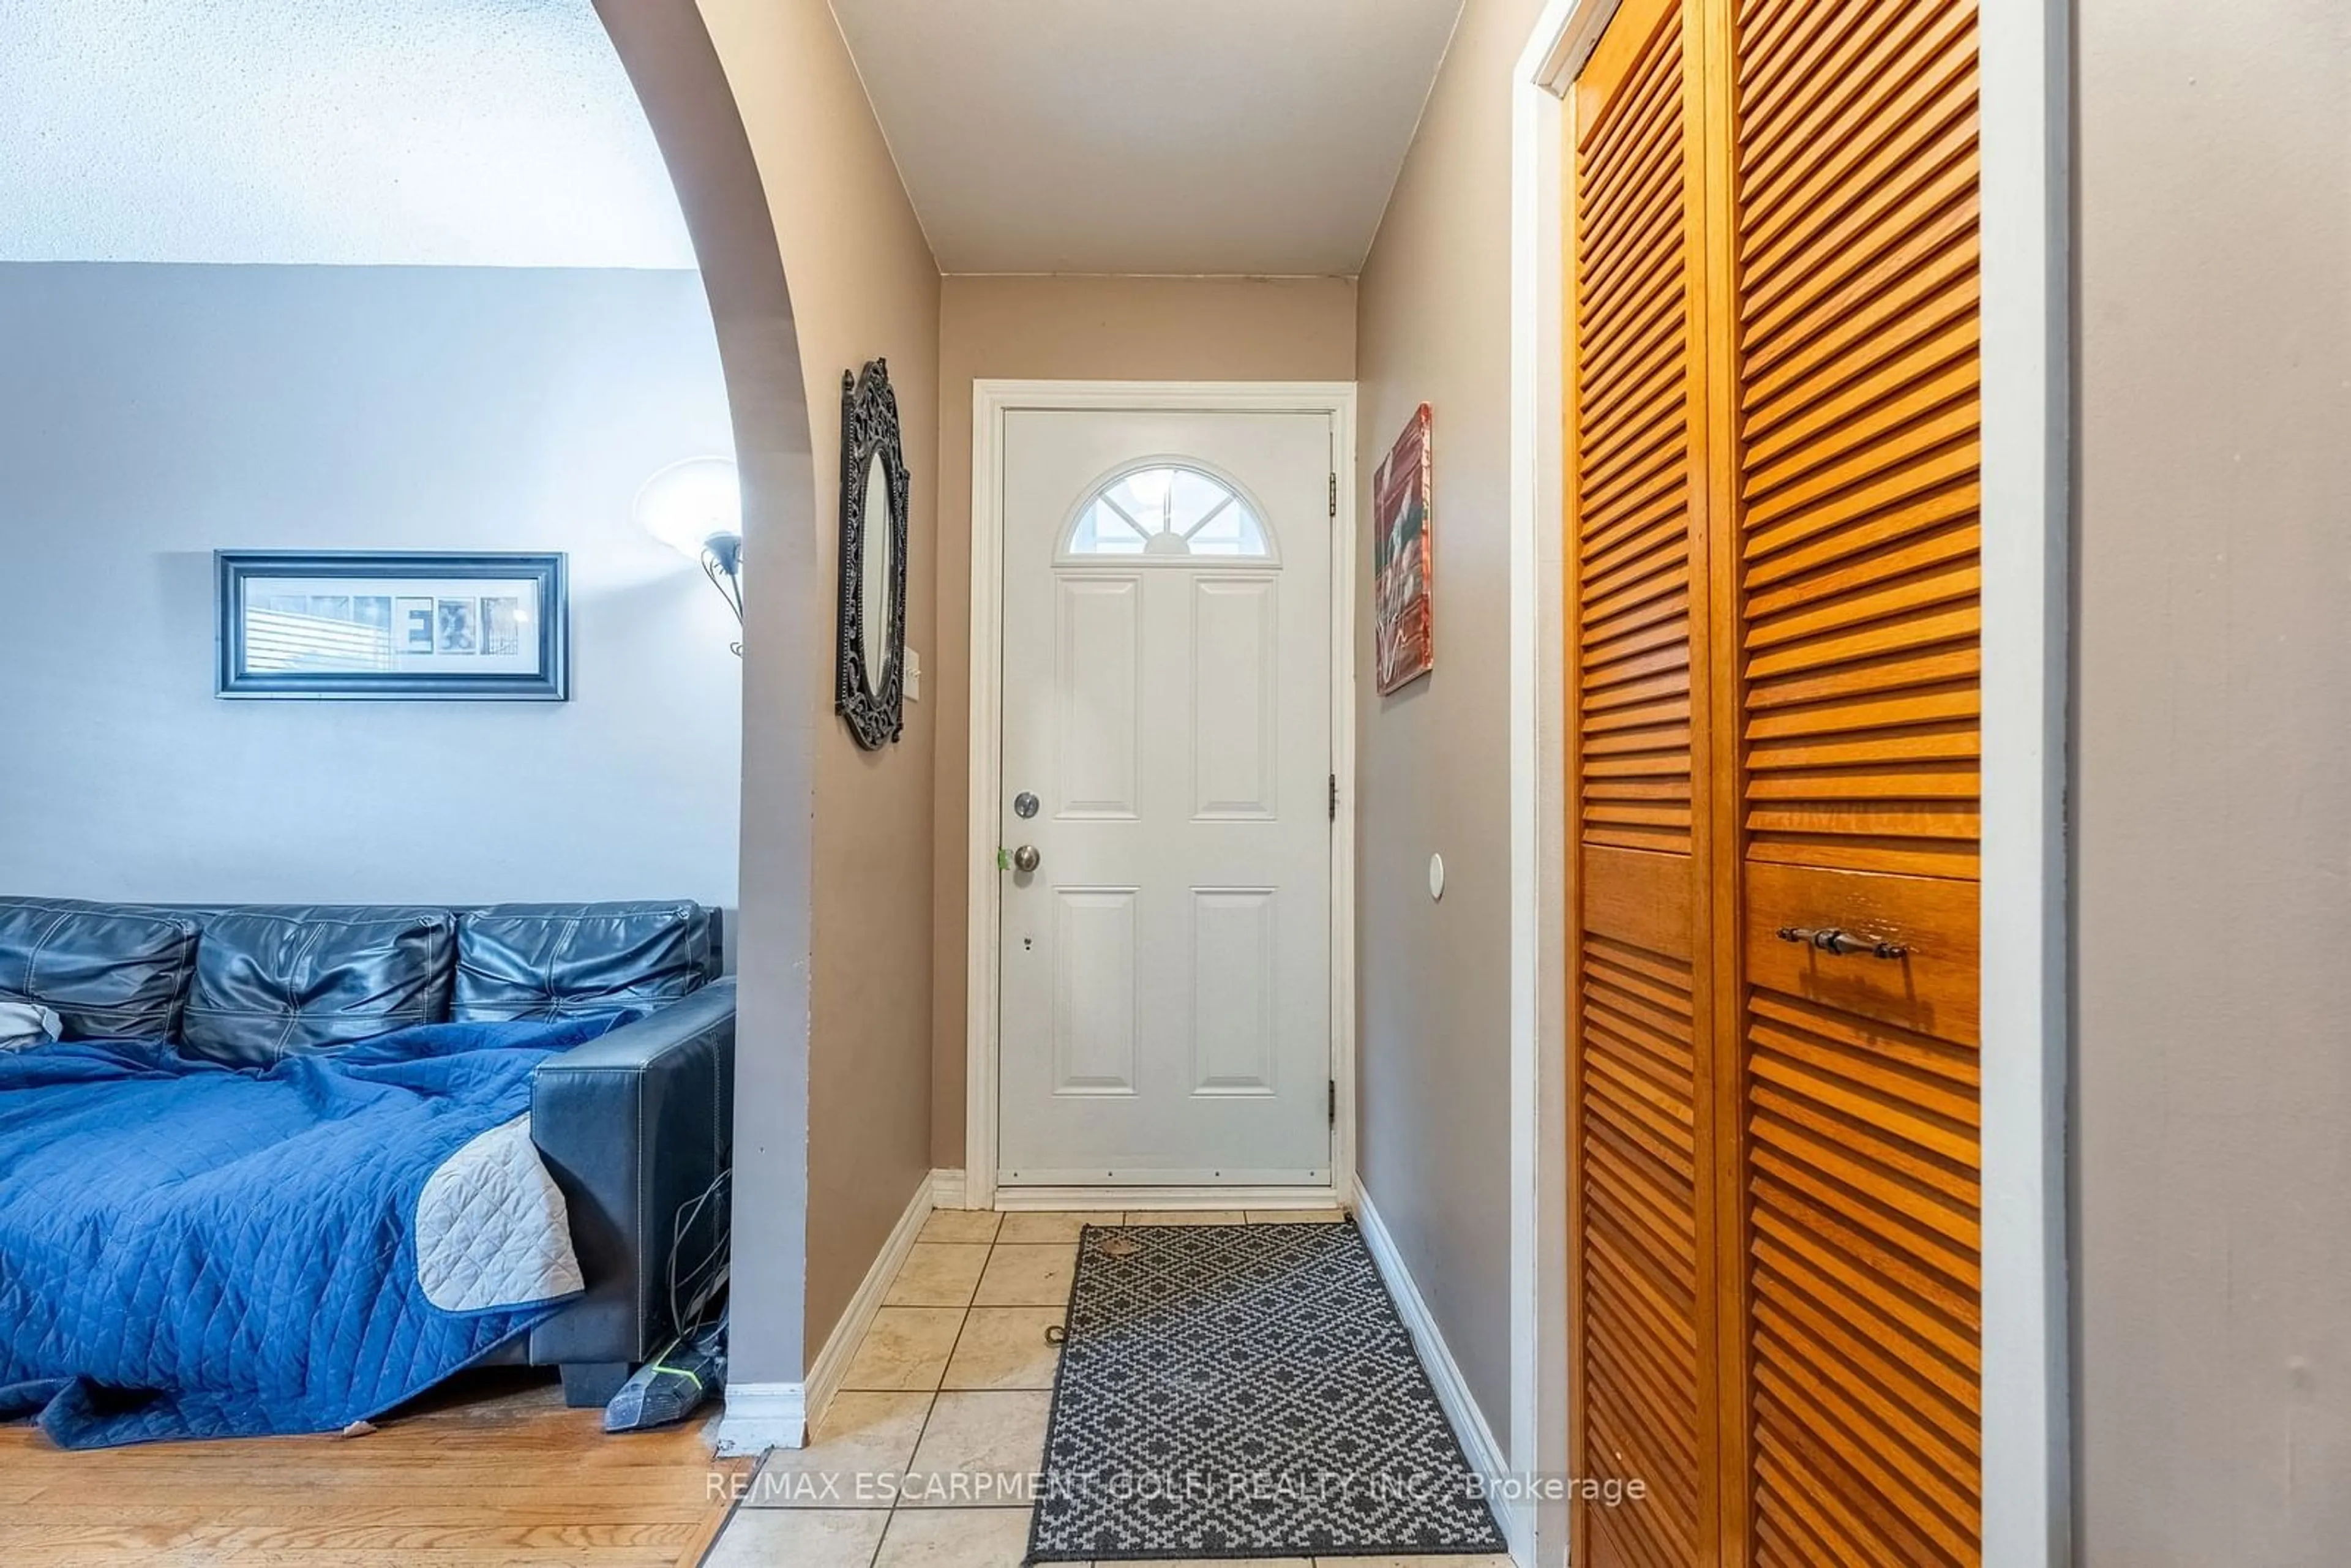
[1564,1,1723,1564]
[1564,0,1982,1562]
[1725,0,1982,1561]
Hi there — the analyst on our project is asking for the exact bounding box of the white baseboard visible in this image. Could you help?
[803,1174,934,1431]
[716,1172,934,1457]
[994,1184,1346,1211]
[933,1166,1351,1215]
[1356,1185,1529,1566]
[713,1382,805,1458]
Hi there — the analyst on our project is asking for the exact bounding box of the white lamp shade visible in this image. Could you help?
[635,456,741,560]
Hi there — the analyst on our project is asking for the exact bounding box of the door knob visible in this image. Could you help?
[1776,925,1907,960]
[1011,845,1041,874]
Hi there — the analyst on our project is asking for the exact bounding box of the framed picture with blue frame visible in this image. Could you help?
[216,551,569,700]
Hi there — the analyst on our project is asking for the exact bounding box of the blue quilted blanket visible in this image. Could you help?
[0,1016,619,1447]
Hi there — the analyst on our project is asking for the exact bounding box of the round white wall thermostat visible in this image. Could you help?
[1429,852,1445,901]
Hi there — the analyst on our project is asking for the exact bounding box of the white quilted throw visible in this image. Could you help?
[414,1115,585,1313]
[0,997,61,1051]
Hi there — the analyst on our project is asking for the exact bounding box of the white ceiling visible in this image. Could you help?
[828,0,1464,276]
[0,0,694,268]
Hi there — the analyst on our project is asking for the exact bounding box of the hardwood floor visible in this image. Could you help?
[0,1368,748,1567]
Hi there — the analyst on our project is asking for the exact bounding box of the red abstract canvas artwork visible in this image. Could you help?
[1373,403,1433,694]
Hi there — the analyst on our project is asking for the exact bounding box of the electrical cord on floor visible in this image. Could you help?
[667,1166,732,1340]
[604,1168,733,1435]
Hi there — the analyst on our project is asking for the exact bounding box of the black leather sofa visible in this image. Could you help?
[0,896,734,1409]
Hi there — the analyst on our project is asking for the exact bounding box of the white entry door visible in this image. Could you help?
[997,406,1335,1187]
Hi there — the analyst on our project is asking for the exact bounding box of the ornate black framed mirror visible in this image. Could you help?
[836,358,910,748]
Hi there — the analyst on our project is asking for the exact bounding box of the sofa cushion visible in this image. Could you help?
[180,906,456,1065]
[0,897,201,1041]
[455,901,711,1021]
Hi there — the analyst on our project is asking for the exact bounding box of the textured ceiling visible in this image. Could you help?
[0,0,695,268]
[829,0,1463,276]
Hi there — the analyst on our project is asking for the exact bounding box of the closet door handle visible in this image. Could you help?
[1776,925,1908,961]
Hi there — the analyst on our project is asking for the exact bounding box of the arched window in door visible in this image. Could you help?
[1061,463,1275,562]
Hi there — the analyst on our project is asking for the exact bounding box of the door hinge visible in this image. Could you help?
[1329,773,1338,822]
[1328,1078,1338,1128]
[1329,473,1338,517]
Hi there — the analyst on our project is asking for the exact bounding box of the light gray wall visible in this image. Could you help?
[2075,4,2351,1562]
[0,262,741,912]
[1353,0,1544,1439]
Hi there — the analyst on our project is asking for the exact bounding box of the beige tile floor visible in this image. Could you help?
[706,1209,1507,1568]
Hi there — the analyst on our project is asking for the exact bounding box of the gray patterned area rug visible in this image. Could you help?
[1026,1221,1508,1562]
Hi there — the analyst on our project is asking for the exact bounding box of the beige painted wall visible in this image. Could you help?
[696,0,942,1379]
[928,274,1359,1166]
[2075,3,2351,1560]
[1352,0,1539,1440]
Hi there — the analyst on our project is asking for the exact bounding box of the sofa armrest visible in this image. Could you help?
[525,978,734,1370]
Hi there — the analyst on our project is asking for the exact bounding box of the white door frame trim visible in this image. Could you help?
[1505,12,1593,1564]
[966,379,1361,1214]
[1506,4,2073,1566]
